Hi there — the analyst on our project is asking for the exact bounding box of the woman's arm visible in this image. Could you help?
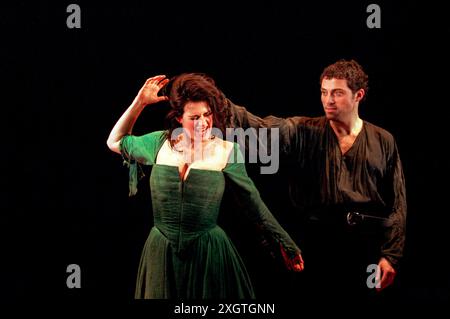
[106,75,169,153]
[224,143,304,272]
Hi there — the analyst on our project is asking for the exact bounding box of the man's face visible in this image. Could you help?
[320,78,362,121]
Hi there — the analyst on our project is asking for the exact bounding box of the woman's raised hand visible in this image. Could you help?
[136,75,170,106]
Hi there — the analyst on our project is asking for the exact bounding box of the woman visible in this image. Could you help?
[107,73,303,299]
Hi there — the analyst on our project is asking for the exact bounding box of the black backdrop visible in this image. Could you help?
[2,0,449,309]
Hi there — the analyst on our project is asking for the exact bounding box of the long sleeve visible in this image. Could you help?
[226,98,304,157]
[381,141,407,269]
[223,143,301,258]
[119,130,166,196]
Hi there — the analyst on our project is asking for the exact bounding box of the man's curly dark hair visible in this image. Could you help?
[320,59,369,101]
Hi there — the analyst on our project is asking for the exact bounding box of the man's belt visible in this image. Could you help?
[346,212,392,227]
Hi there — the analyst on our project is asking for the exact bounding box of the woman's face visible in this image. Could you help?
[177,101,213,141]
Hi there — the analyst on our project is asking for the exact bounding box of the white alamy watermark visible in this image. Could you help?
[66,264,81,288]
[366,263,381,289]
[366,4,381,29]
[170,126,280,174]
[66,4,81,29]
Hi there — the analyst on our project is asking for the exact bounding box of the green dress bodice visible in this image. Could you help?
[120,131,300,299]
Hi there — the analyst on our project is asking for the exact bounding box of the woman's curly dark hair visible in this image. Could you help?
[164,73,231,148]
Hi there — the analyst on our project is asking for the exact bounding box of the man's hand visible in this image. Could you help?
[376,257,397,292]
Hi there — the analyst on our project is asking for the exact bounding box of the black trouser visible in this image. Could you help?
[288,218,387,303]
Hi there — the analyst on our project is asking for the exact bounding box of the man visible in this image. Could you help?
[226,59,407,301]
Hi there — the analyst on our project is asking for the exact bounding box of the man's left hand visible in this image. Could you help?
[376,257,397,292]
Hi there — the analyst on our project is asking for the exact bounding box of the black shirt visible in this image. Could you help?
[227,99,407,268]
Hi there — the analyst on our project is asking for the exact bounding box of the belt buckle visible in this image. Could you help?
[346,212,361,226]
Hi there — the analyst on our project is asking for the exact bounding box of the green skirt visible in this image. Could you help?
[134,226,256,299]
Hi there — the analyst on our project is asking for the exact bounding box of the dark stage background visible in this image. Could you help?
[2,0,449,310]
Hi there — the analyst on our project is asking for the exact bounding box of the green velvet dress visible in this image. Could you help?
[120,131,300,299]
